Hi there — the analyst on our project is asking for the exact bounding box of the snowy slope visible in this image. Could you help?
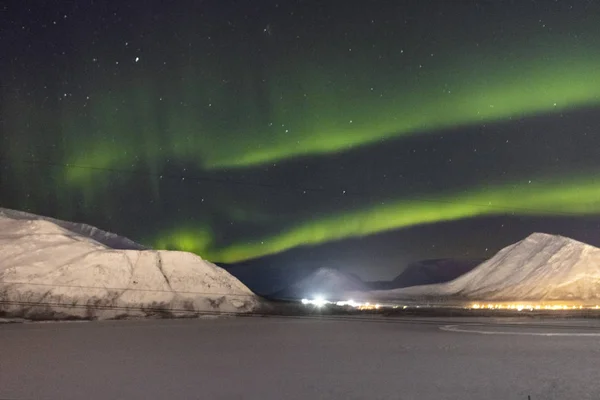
[0,207,146,250]
[0,213,260,319]
[271,267,367,300]
[362,233,600,303]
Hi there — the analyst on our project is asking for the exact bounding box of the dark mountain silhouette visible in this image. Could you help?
[368,258,482,290]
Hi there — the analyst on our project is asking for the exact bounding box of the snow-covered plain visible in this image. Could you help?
[0,211,261,319]
[358,233,600,303]
[2,317,599,400]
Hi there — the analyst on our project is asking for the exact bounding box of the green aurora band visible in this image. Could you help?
[42,35,600,189]
[154,175,600,263]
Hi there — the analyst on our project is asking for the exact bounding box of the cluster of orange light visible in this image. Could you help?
[469,303,600,311]
[357,303,381,310]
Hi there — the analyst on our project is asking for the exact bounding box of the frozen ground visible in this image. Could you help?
[2,316,600,400]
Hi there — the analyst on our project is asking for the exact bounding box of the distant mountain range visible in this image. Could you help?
[222,262,323,296]
[367,258,483,290]
[258,259,481,301]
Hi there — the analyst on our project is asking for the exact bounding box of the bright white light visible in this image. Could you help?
[335,299,361,307]
[313,296,328,307]
[301,297,333,307]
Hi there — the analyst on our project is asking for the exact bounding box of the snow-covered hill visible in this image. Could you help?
[271,267,367,300]
[0,212,261,320]
[362,233,600,303]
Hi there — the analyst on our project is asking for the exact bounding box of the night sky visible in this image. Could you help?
[2,0,600,279]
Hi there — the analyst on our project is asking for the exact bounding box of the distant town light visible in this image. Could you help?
[335,299,361,307]
[468,302,597,311]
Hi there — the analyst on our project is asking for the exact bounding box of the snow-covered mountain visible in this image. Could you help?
[271,267,367,300]
[0,207,146,250]
[0,212,261,320]
[367,258,482,290]
[362,233,600,303]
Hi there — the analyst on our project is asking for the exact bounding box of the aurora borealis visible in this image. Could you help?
[3,0,600,278]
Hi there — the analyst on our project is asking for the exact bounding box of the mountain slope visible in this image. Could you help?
[364,233,600,302]
[0,212,260,319]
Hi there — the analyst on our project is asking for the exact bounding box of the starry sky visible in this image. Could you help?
[2,0,600,280]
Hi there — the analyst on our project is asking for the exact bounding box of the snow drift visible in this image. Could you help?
[361,233,600,303]
[271,267,367,300]
[0,212,261,320]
